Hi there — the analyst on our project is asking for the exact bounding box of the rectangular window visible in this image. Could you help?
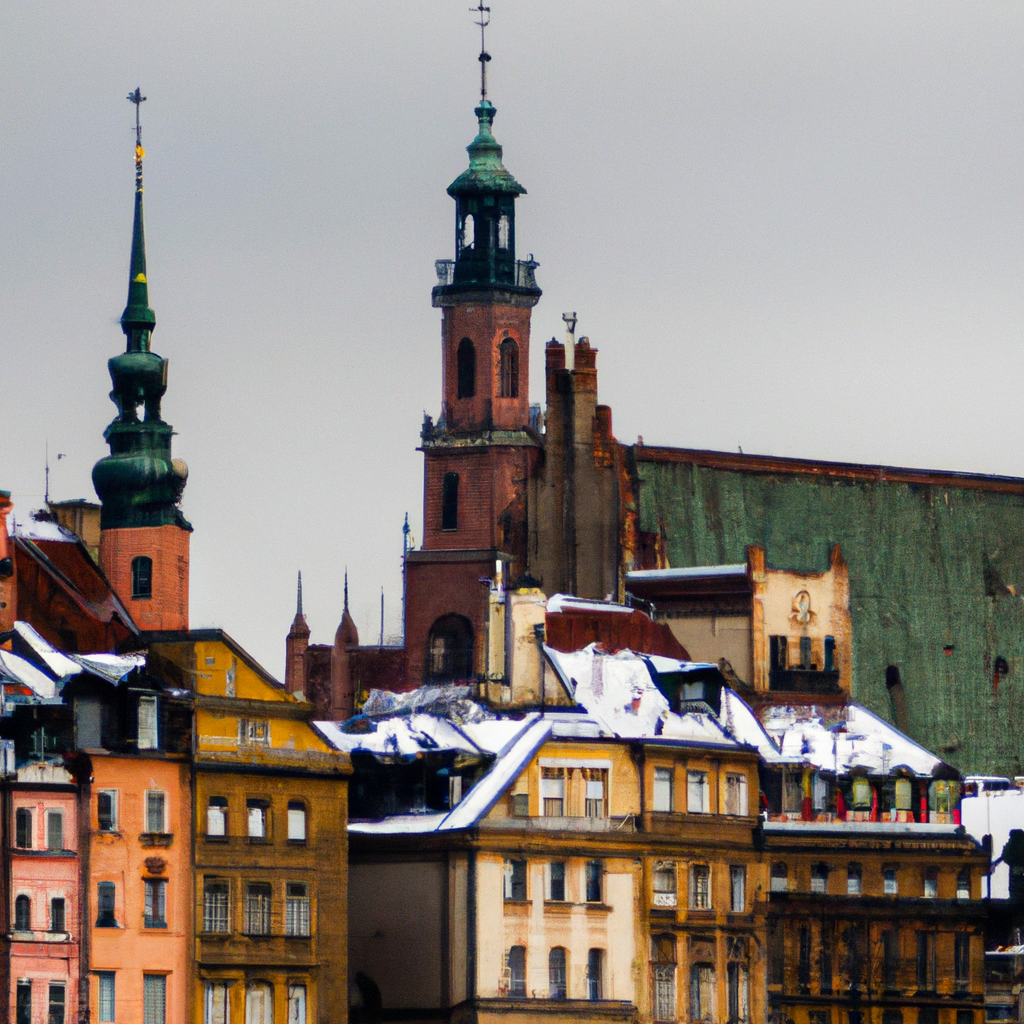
[138,695,158,750]
[144,879,167,928]
[687,770,711,813]
[883,929,900,991]
[511,792,529,817]
[917,931,937,992]
[96,881,116,927]
[725,773,748,816]
[768,919,784,986]
[800,635,812,669]
[504,859,527,901]
[654,767,673,812]
[847,864,862,895]
[244,882,272,935]
[820,921,833,994]
[923,868,939,898]
[798,925,812,992]
[811,864,829,894]
[15,807,31,848]
[957,870,971,900]
[584,768,606,818]
[203,879,230,933]
[286,882,311,936]
[98,973,116,1023]
[16,981,31,1024]
[727,962,749,1023]
[541,767,565,816]
[586,860,603,903]
[50,896,65,932]
[47,810,63,851]
[207,797,227,837]
[653,861,677,907]
[884,868,898,895]
[690,864,711,910]
[239,718,270,746]
[48,983,65,1024]
[690,964,715,1022]
[98,790,117,832]
[955,932,971,990]
[146,791,166,834]
[204,982,228,1024]
[287,985,307,1024]
[587,948,603,1000]
[287,802,307,841]
[548,861,566,902]
[247,802,267,839]
[730,865,746,912]
[509,947,527,997]
[770,863,788,893]
[449,775,463,807]
[143,974,166,1024]
[653,962,675,1021]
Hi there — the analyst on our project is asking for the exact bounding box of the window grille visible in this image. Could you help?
[286,882,311,936]
[203,879,230,933]
[690,864,711,910]
[97,974,115,1023]
[143,974,166,1024]
[244,882,272,935]
[653,861,677,907]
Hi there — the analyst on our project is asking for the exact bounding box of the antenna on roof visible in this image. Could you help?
[127,87,146,186]
[472,1,492,102]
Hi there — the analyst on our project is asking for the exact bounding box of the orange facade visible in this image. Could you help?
[87,753,192,1023]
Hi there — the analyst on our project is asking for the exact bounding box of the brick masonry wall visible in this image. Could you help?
[99,525,189,631]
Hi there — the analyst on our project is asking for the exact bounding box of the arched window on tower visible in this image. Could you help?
[441,473,459,531]
[132,556,153,599]
[499,338,519,398]
[457,339,476,399]
[426,614,474,683]
[498,214,510,250]
[461,213,475,251]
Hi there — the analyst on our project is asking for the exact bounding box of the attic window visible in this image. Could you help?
[132,556,153,599]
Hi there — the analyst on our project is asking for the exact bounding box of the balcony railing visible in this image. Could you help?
[434,258,539,290]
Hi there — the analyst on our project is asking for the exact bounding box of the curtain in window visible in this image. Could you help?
[143,975,166,1024]
[204,982,228,1024]
[690,965,715,1022]
[287,985,306,1024]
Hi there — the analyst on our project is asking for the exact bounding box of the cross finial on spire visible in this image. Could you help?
[127,87,147,187]
[472,2,492,102]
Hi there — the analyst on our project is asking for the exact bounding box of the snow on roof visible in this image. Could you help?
[13,516,77,543]
[13,622,81,678]
[0,650,57,698]
[758,702,944,776]
[71,652,145,684]
[316,714,484,758]
[720,689,782,760]
[546,594,633,615]
[627,564,747,582]
[460,718,536,756]
[439,717,551,831]
[350,813,448,834]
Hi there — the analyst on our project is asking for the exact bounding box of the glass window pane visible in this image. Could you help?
[143,975,166,1024]
[47,811,63,851]
[287,805,306,841]
[98,974,116,1023]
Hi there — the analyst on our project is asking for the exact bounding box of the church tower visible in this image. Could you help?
[92,91,191,632]
[403,29,542,689]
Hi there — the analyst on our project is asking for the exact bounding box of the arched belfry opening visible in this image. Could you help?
[426,614,474,683]
[499,337,519,398]
[457,339,476,399]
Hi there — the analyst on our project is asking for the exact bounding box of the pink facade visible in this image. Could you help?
[9,764,80,1024]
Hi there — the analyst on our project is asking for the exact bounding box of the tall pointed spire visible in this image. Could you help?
[344,569,349,612]
[297,570,304,616]
[122,88,155,348]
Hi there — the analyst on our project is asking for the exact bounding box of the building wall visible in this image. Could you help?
[631,449,1024,776]
[99,523,189,631]
[87,754,192,1024]
[9,778,80,1024]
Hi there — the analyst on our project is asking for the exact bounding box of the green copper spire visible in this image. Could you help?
[447,102,525,199]
[92,91,190,533]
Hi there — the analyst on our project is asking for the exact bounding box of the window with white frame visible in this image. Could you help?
[287,802,306,841]
[207,796,227,838]
[725,773,748,816]
[729,866,746,912]
[654,767,673,812]
[689,864,711,910]
[286,882,311,936]
[144,879,167,928]
[98,790,117,832]
[239,718,270,747]
[584,768,606,817]
[541,767,565,816]
[138,695,158,750]
[653,861,678,907]
[247,801,268,840]
[504,859,527,901]
[687,770,711,813]
[145,791,167,834]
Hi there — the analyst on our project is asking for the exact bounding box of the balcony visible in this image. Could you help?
[433,258,539,291]
[769,667,842,694]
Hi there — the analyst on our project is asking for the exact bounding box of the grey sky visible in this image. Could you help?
[3,3,1023,679]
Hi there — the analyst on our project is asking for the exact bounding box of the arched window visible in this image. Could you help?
[497,214,510,250]
[457,339,476,399]
[508,946,526,997]
[132,555,153,599]
[549,947,567,999]
[426,614,474,683]
[651,934,676,1022]
[441,473,459,532]
[461,213,475,251]
[14,894,30,931]
[499,338,519,398]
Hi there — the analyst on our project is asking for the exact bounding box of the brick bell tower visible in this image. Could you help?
[92,90,191,632]
[403,37,542,689]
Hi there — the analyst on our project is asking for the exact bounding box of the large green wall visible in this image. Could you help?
[634,453,1024,777]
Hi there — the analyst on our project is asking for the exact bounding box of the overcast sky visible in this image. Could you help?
[4,2,1024,679]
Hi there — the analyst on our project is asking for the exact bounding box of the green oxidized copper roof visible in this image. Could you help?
[447,102,526,197]
[92,141,190,533]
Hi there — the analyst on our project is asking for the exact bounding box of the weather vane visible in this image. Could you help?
[472,2,491,102]
[127,87,146,183]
